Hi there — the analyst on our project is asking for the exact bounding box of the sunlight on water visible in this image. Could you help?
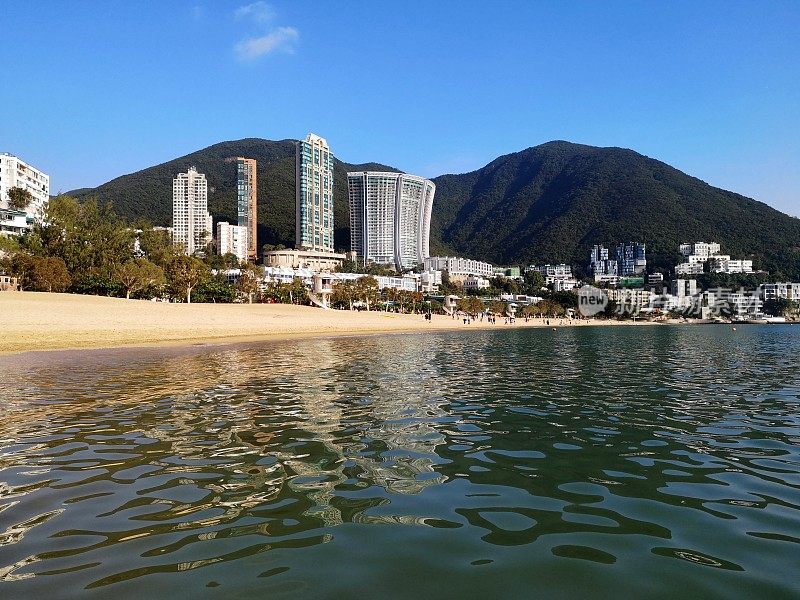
[0,325,798,598]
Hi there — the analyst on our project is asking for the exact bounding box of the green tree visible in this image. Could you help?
[489,300,508,315]
[438,270,465,295]
[166,255,209,303]
[137,224,180,268]
[288,278,309,304]
[490,276,519,295]
[335,258,360,273]
[28,256,71,292]
[456,296,484,317]
[0,234,21,257]
[763,298,792,317]
[355,276,380,310]
[193,275,237,303]
[236,263,262,303]
[6,253,36,288]
[28,195,135,292]
[522,270,546,293]
[331,279,357,310]
[262,282,290,304]
[115,258,165,299]
[535,299,565,317]
[6,187,34,212]
[603,299,619,318]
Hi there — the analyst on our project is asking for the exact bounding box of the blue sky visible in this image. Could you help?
[2,1,798,215]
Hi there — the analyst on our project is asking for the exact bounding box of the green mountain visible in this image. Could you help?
[431,141,800,278]
[68,138,800,279]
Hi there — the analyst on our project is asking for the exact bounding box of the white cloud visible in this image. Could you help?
[235,27,299,60]
[235,1,275,23]
[233,3,298,61]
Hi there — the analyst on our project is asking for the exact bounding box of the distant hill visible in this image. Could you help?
[69,138,800,279]
[431,141,800,278]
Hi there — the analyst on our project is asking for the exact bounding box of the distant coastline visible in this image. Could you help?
[0,291,665,356]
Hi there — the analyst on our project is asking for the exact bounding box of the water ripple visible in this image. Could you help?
[0,326,798,597]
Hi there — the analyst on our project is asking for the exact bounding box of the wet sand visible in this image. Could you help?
[0,291,658,354]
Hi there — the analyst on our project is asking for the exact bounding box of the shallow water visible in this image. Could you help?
[0,325,799,598]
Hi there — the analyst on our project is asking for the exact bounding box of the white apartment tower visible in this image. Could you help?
[173,166,212,255]
[216,221,248,263]
[0,153,50,217]
[296,133,334,253]
[347,172,435,271]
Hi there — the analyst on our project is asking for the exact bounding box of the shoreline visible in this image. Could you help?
[2,291,667,356]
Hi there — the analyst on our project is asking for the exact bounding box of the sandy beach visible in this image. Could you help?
[0,291,660,354]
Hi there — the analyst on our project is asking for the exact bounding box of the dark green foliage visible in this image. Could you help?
[7,187,34,211]
[763,298,797,317]
[68,139,800,279]
[335,259,396,276]
[70,274,122,297]
[193,276,236,303]
[24,195,135,294]
[7,254,71,292]
[696,272,770,291]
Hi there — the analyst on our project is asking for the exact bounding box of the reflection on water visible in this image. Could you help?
[0,326,799,598]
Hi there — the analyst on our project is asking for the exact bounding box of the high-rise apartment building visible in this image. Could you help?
[616,242,647,276]
[216,221,248,263]
[296,133,334,252]
[236,157,257,261]
[173,166,212,255]
[589,244,618,277]
[347,171,436,271]
[0,153,50,218]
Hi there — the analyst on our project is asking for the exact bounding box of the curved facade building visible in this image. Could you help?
[347,171,435,271]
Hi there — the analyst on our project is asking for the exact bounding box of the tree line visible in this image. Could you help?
[0,195,306,304]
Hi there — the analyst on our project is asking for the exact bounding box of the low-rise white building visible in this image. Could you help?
[216,221,248,263]
[419,270,442,293]
[0,153,50,220]
[675,242,755,275]
[264,248,345,271]
[672,279,698,298]
[0,274,19,291]
[594,274,621,286]
[318,271,418,292]
[0,209,30,237]
[424,256,494,278]
[761,282,800,302]
[262,266,313,285]
[708,256,753,274]
[553,278,578,292]
[501,293,543,305]
[727,292,763,319]
[702,289,763,319]
[606,288,654,314]
[680,242,721,258]
[676,262,705,276]
[527,263,572,282]
[462,275,490,291]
